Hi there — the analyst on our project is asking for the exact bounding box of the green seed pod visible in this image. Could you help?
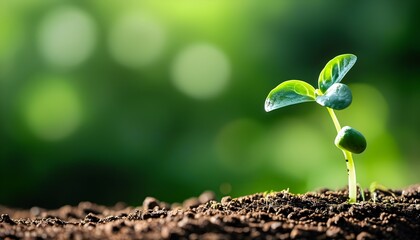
[335,126,367,154]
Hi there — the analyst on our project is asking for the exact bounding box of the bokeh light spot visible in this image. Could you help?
[266,119,339,180]
[0,12,21,60]
[215,119,264,173]
[357,132,405,188]
[37,6,96,68]
[219,182,232,195]
[108,13,166,68]
[21,77,83,141]
[171,43,230,99]
[337,83,389,139]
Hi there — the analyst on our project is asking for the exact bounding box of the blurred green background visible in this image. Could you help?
[1,0,419,208]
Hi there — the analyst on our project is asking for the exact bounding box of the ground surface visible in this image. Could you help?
[1,185,419,239]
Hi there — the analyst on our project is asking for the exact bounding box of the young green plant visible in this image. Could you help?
[264,54,367,203]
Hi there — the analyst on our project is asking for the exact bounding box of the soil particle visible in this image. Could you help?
[1,185,419,239]
[142,197,160,210]
[0,214,16,226]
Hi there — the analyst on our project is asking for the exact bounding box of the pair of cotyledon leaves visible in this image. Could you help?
[264,54,367,154]
[264,54,357,112]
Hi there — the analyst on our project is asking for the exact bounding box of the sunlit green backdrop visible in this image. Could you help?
[1,0,419,208]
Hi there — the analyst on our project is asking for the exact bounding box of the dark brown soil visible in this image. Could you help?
[1,185,419,240]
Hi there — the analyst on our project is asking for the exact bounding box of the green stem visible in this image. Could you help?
[326,107,357,203]
[327,107,342,132]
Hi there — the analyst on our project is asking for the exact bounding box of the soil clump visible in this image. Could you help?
[1,186,419,239]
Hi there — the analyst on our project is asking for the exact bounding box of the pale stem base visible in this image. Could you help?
[327,108,357,203]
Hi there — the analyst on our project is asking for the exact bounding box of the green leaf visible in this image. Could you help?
[318,54,357,93]
[265,80,315,112]
[335,126,367,154]
[315,83,352,110]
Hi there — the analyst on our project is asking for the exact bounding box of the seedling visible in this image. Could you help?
[369,182,396,203]
[264,54,366,203]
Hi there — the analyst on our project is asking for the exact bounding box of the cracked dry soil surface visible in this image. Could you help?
[1,185,419,240]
